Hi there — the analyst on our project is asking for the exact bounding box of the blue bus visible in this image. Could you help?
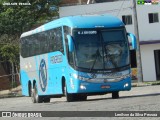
[20,15,136,103]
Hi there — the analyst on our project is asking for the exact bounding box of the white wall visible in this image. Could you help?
[137,5,160,41]
[141,43,160,81]
[59,1,135,35]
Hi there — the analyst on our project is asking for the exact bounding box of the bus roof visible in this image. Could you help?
[20,15,124,38]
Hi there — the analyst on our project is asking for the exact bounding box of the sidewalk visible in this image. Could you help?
[0,86,22,98]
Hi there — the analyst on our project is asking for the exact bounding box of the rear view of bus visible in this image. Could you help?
[20,15,136,103]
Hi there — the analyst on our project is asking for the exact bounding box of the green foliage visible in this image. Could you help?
[0,0,61,71]
[0,0,61,35]
[0,44,19,64]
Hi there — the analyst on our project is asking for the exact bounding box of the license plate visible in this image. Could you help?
[101,85,110,89]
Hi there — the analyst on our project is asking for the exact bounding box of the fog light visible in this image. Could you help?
[124,83,129,88]
[125,83,129,87]
[80,85,86,90]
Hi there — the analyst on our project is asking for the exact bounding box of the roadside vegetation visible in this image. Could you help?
[0,0,61,89]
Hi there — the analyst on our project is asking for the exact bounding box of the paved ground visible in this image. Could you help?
[0,85,160,120]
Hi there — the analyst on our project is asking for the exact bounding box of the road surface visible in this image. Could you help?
[0,85,160,120]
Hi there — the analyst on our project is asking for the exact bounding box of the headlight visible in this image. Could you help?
[124,83,129,88]
[80,85,86,90]
[73,73,89,81]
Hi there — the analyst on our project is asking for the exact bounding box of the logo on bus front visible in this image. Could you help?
[39,59,47,92]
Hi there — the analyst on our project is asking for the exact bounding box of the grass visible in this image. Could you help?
[144,81,160,85]
[132,81,160,87]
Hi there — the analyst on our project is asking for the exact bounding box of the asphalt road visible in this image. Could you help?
[0,85,160,120]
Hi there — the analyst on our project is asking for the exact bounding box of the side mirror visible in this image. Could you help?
[67,35,74,52]
[127,33,137,50]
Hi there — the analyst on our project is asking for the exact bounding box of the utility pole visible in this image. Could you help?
[132,0,143,82]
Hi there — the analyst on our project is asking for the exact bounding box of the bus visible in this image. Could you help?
[20,15,137,103]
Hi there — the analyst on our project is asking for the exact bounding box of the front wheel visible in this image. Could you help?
[64,86,75,102]
[112,91,119,99]
[75,95,87,101]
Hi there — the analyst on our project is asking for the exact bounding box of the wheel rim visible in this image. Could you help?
[64,86,67,96]
[31,88,36,103]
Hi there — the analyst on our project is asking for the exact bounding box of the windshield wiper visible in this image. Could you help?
[89,49,99,72]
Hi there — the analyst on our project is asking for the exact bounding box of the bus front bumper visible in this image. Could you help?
[69,77,131,94]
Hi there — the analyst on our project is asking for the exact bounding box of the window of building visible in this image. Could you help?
[148,13,159,23]
[122,15,132,25]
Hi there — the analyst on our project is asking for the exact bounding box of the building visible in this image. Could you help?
[59,0,160,82]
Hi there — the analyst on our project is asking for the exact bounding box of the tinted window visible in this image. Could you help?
[21,27,64,58]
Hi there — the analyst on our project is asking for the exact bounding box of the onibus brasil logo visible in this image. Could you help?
[39,59,47,92]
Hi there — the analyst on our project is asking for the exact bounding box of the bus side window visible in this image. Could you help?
[34,34,40,55]
[49,29,55,52]
[29,35,34,56]
[55,27,64,53]
[21,38,26,57]
[25,37,30,57]
[21,38,24,57]
[44,31,49,53]
[39,32,48,54]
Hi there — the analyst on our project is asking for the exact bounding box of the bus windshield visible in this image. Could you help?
[72,28,129,70]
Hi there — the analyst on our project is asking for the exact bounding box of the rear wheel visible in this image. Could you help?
[31,85,43,103]
[31,88,36,103]
[28,82,32,97]
[112,91,119,99]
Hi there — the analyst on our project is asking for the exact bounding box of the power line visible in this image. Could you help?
[116,0,126,17]
[87,7,132,15]
[62,6,132,17]
[61,0,133,17]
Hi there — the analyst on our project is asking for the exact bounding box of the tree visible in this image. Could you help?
[0,0,61,88]
[0,0,61,40]
[0,44,19,88]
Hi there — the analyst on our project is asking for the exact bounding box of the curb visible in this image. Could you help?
[0,86,22,99]
[0,95,23,99]
[0,91,22,99]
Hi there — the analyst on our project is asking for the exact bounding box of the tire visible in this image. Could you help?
[112,91,119,99]
[31,85,43,103]
[28,83,32,97]
[79,95,87,101]
[65,85,75,102]
[43,97,50,103]
[74,94,87,101]
[31,88,36,103]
